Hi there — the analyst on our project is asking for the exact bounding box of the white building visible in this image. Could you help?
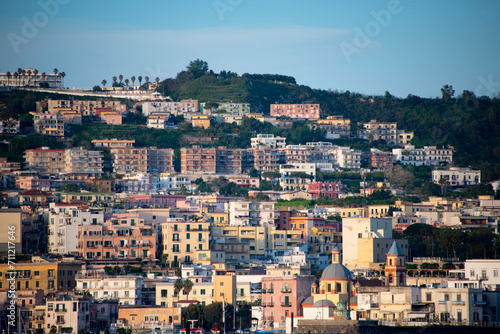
[0,119,20,133]
[464,260,500,290]
[147,115,169,129]
[229,201,276,226]
[432,167,481,186]
[65,147,103,177]
[75,272,143,305]
[251,134,286,149]
[392,145,453,166]
[334,146,361,170]
[142,100,198,116]
[159,173,191,192]
[48,203,105,255]
[279,163,316,191]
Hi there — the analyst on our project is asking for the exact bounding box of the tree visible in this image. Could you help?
[174,279,184,303]
[60,183,80,192]
[183,304,205,329]
[183,279,194,300]
[33,69,38,87]
[6,71,11,86]
[124,79,129,87]
[155,77,160,85]
[385,165,415,194]
[60,72,66,87]
[161,254,169,268]
[145,76,150,90]
[101,79,107,88]
[138,76,142,86]
[112,76,117,86]
[204,302,233,330]
[119,74,123,85]
[441,85,455,102]
[186,59,209,79]
[438,177,449,195]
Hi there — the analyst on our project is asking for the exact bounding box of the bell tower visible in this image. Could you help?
[385,241,406,287]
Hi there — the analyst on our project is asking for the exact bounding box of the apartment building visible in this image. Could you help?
[0,118,20,133]
[392,145,453,166]
[75,271,143,305]
[24,147,103,176]
[359,120,413,146]
[279,163,316,191]
[92,138,135,148]
[229,201,276,226]
[77,213,156,264]
[432,167,481,186]
[251,134,286,149]
[227,176,260,188]
[201,102,251,115]
[24,147,65,175]
[110,147,174,174]
[0,157,20,173]
[0,256,82,292]
[48,203,105,255]
[48,99,126,116]
[181,146,249,174]
[308,181,342,199]
[155,274,236,308]
[261,276,316,330]
[160,219,211,263]
[210,225,268,259]
[314,115,351,138]
[117,306,181,328]
[65,147,104,177]
[17,289,45,332]
[45,294,91,334]
[270,104,320,120]
[252,148,285,171]
[142,100,198,116]
[31,112,65,136]
[334,146,361,170]
[369,148,394,170]
[147,115,169,129]
[159,173,191,191]
[191,114,211,129]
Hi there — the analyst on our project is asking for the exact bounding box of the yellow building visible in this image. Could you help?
[191,114,211,129]
[0,256,82,292]
[308,227,342,254]
[367,204,391,218]
[155,274,236,307]
[117,306,181,328]
[341,207,365,218]
[355,238,409,269]
[160,219,210,263]
[210,225,268,259]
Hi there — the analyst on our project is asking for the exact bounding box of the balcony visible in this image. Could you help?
[267,289,274,293]
[55,308,67,313]
[266,316,274,321]
[266,302,274,307]
[56,319,65,324]
[452,301,465,305]
[473,301,487,307]
[281,288,291,293]
[281,302,292,307]
[370,303,379,308]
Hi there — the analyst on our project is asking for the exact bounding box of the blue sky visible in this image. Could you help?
[1,0,499,98]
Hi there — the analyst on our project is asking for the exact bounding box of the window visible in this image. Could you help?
[186,233,190,239]
[201,289,206,295]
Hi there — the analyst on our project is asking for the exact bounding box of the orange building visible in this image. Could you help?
[77,213,156,265]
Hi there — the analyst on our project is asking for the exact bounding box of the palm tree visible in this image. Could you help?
[131,76,136,87]
[112,76,117,87]
[124,79,129,88]
[119,74,123,85]
[13,72,18,86]
[33,69,38,87]
[22,69,26,86]
[41,72,46,87]
[145,76,150,90]
[53,68,59,87]
[183,279,193,300]
[138,76,143,87]
[174,279,184,303]
[6,72,11,86]
[155,77,160,85]
[101,79,107,88]
[60,72,66,87]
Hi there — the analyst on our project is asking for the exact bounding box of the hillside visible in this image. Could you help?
[158,65,500,181]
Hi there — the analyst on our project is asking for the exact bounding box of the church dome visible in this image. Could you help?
[321,262,351,280]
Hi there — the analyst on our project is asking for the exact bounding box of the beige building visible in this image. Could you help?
[76,271,143,305]
[31,112,65,136]
[117,306,181,329]
[92,138,135,148]
[359,120,413,146]
[45,294,91,334]
[24,147,103,176]
[0,209,22,253]
[111,147,174,174]
[160,219,211,263]
[48,99,126,116]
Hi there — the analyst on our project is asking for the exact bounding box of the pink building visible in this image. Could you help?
[308,181,342,199]
[103,112,122,125]
[78,213,156,264]
[261,276,316,330]
[270,104,320,120]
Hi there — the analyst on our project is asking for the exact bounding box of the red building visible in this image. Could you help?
[308,181,342,199]
[270,104,320,120]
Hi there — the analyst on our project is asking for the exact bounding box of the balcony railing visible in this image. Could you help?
[281,302,292,307]
[281,288,291,293]
[267,289,274,293]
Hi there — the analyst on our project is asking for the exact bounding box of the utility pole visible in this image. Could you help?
[222,293,226,334]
